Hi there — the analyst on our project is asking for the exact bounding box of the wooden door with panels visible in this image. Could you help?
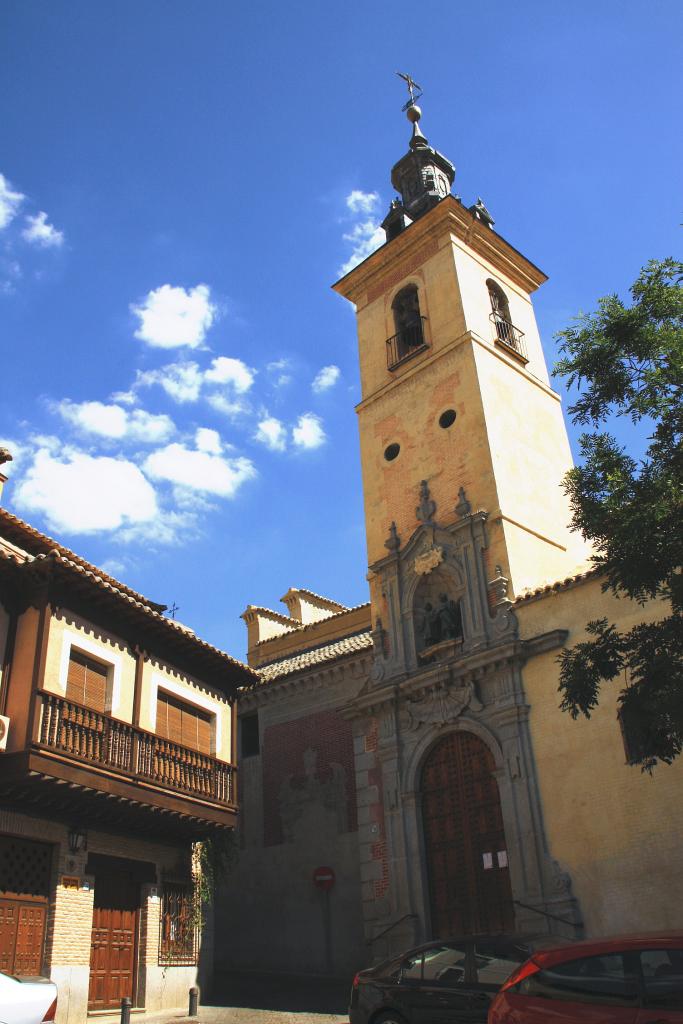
[0,836,52,976]
[421,731,515,938]
[88,867,140,1010]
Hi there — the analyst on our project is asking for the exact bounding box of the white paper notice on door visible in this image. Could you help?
[497,850,508,868]
[482,852,493,870]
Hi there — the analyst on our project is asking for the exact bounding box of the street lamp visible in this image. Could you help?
[67,827,87,854]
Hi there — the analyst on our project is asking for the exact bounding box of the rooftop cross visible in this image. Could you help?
[396,71,423,110]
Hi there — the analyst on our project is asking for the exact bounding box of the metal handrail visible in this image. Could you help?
[513,899,582,929]
[386,317,429,370]
[490,313,528,362]
[367,912,418,945]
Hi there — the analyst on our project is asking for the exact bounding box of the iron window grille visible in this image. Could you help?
[159,882,197,966]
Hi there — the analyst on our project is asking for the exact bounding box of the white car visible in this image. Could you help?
[0,973,57,1024]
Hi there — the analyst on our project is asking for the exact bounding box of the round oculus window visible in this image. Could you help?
[384,443,401,462]
[439,409,457,429]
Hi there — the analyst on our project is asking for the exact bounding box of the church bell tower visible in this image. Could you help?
[333,90,591,635]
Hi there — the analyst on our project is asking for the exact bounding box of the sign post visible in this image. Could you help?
[313,866,335,972]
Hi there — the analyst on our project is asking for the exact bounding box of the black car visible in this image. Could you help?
[349,935,532,1024]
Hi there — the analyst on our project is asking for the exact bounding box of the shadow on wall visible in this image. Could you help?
[211,969,350,1013]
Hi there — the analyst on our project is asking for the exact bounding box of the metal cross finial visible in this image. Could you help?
[169,601,179,619]
[396,71,423,110]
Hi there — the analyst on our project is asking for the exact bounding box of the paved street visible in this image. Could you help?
[157,1010,347,1024]
[149,972,349,1024]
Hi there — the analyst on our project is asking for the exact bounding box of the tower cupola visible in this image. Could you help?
[384,75,455,239]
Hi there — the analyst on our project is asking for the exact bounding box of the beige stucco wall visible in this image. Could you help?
[353,206,590,609]
[43,609,136,721]
[36,608,232,761]
[139,655,232,761]
[517,578,683,934]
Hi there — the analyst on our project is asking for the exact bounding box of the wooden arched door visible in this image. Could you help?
[421,731,515,937]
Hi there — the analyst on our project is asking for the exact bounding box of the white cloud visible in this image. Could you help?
[59,400,128,438]
[22,211,64,248]
[206,393,250,419]
[292,413,326,450]
[254,416,287,452]
[195,427,222,454]
[204,356,255,392]
[117,508,198,546]
[144,443,256,498]
[136,362,203,403]
[13,447,159,534]
[131,283,216,349]
[57,400,174,444]
[346,190,379,215]
[339,219,385,276]
[129,409,175,442]
[110,390,137,406]
[312,364,340,393]
[266,358,292,389]
[99,558,128,578]
[0,174,25,230]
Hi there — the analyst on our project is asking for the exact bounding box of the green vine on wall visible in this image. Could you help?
[191,830,239,928]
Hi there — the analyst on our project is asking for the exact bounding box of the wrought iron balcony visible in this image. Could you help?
[386,316,429,370]
[36,691,234,806]
[490,313,528,363]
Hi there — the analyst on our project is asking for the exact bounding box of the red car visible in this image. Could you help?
[488,932,683,1023]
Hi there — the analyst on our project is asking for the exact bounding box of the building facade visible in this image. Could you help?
[215,101,682,978]
[0,453,256,1021]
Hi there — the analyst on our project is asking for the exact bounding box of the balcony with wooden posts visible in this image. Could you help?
[0,690,237,839]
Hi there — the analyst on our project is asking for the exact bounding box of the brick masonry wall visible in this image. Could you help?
[354,720,389,913]
[0,808,194,967]
[262,709,358,846]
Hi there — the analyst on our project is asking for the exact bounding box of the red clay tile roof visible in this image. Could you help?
[0,510,256,687]
[247,630,373,686]
[514,568,599,604]
[0,507,165,609]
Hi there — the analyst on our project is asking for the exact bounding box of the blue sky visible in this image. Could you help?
[1,1,681,660]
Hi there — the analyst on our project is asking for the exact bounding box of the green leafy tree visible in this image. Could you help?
[553,258,683,768]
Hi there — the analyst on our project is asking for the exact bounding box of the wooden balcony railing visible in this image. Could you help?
[36,692,234,806]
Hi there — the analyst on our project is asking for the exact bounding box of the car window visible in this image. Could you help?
[473,941,528,987]
[422,945,468,986]
[640,948,683,1010]
[392,952,423,982]
[518,953,639,1007]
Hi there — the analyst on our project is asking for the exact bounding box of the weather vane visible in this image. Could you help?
[396,71,423,110]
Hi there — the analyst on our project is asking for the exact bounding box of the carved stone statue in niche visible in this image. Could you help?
[414,569,464,652]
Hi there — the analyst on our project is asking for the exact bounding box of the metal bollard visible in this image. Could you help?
[120,996,131,1024]
[189,985,199,1016]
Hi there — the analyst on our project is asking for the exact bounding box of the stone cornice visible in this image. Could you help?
[238,649,372,710]
[332,196,547,307]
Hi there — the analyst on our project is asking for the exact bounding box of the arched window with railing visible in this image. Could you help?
[387,285,428,369]
[486,279,528,362]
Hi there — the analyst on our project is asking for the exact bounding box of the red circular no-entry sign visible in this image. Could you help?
[313,866,336,891]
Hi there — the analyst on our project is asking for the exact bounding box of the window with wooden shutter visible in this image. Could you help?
[65,650,108,712]
[156,693,213,755]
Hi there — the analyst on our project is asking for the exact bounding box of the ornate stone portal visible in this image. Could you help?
[348,480,582,956]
